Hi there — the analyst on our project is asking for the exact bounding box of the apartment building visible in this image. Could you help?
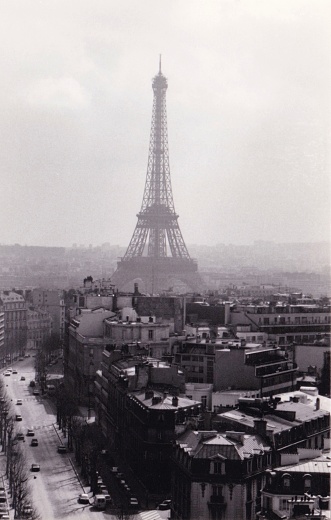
[27,307,53,349]
[230,302,331,345]
[172,429,272,520]
[66,308,115,402]
[259,448,330,519]
[95,350,201,502]
[32,289,65,339]
[0,290,27,362]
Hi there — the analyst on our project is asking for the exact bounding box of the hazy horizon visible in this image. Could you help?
[1,1,330,249]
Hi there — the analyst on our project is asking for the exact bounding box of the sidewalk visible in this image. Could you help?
[0,450,13,519]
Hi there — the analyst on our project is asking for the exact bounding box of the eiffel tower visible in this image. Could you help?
[112,60,203,294]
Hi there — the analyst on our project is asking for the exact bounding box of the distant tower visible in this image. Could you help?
[112,60,202,294]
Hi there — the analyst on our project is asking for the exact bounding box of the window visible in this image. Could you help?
[148,330,154,340]
[212,485,223,496]
[212,461,225,475]
[303,475,311,491]
[282,474,291,489]
[263,318,269,325]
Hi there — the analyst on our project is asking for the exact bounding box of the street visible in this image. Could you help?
[2,357,113,519]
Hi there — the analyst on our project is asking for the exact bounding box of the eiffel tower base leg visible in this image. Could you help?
[112,257,204,294]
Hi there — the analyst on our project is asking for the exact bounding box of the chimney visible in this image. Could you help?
[315,397,320,410]
[172,396,178,407]
[254,419,267,437]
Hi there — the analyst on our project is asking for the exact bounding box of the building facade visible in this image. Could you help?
[172,429,272,520]
[27,307,53,349]
[32,289,65,339]
[95,350,201,502]
[0,290,27,363]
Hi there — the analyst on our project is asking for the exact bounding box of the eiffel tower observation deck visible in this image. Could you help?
[112,60,203,294]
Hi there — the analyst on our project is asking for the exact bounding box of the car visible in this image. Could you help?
[33,389,40,396]
[4,372,10,376]
[7,368,12,372]
[16,399,23,405]
[98,484,108,493]
[16,433,24,441]
[12,370,17,374]
[29,380,35,387]
[110,466,119,473]
[22,506,33,517]
[158,502,171,510]
[20,376,25,381]
[18,357,24,361]
[15,414,22,421]
[101,493,112,503]
[78,493,90,504]
[31,438,38,446]
[26,429,34,436]
[57,445,67,454]
[30,464,40,472]
[24,354,30,358]
[129,497,139,508]
[115,472,124,480]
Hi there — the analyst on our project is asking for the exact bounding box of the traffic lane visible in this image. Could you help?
[3,373,111,518]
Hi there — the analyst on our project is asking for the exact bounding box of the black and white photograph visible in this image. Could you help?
[0,1,330,519]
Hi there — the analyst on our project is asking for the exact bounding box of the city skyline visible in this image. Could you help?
[0,0,330,248]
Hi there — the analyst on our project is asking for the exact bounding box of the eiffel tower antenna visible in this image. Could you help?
[112,62,202,294]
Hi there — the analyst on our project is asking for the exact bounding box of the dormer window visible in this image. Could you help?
[303,474,311,491]
[282,473,291,489]
[211,461,225,475]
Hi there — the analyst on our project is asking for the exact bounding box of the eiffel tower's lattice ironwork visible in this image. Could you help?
[123,60,190,261]
[112,61,202,294]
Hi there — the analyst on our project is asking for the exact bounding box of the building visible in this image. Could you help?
[32,289,65,339]
[104,311,171,359]
[0,303,4,368]
[95,350,202,502]
[230,302,331,345]
[172,429,272,520]
[216,395,330,460]
[0,290,27,363]
[259,448,330,519]
[27,307,53,350]
[66,308,115,402]
[174,336,297,397]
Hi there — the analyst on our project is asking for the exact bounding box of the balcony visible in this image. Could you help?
[255,362,297,378]
[208,495,225,504]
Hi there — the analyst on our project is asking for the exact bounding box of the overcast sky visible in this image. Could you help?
[0,0,330,248]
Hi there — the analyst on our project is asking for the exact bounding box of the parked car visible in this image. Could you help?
[93,495,106,510]
[12,369,17,374]
[57,445,67,454]
[16,432,24,440]
[15,414,22,421]
[31,438,38,446]
[26,428,34,436]
[16,399,23,405]
[3,372,10,377]
[78,493,90,504]
[33,389,40,396]
[20,376,25,381]
[30,464,40,472]
[129,497,139,509]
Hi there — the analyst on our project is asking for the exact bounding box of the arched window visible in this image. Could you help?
[303,474,311,491]
[282,473,291,489]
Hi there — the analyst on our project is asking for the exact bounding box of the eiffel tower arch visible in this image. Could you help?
[112,60,203,294]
